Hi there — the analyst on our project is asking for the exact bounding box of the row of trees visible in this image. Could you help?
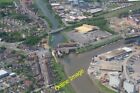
[76,35,122,53]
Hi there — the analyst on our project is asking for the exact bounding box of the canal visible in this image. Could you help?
[35,0,59,30]
[58,40,125,93]
[34,0,126,93]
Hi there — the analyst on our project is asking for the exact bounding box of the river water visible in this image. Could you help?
[35,0,59,30]
[34,0,126,93]
[59,40,125,93]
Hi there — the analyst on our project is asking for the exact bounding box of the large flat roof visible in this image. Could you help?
[75,24,98,34]
[0,70,8,76]
[99,47,132,59]
[100,62,122,71]
[128,0,140,1]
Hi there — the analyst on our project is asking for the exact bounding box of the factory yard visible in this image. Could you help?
[127,52,140,84]
[87,44,140,93]
[109,12,140,37]
[110,17,140,32]
[65,24,111,46]
[49,0,102,23]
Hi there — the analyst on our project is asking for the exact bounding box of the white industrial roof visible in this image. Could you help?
[51,3,60,6]
[128,0,140,1]
[87,8,103,14]
[124,81,135,93]
[122,47,132,52]
[0,70,8,76]
[109,72,120,88]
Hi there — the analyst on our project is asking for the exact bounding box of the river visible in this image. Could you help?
[35,0,59,30]
[34,0,126,93]
[59,40,125,93]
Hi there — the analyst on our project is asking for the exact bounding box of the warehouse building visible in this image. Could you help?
[74,24,99,34]
[128,14,140,25]
[123,80,136,93]
[100,62,122,72]
[98,47,132,61]
[108,72,121,89]
[0,70,9,79]
[87,8,103,14]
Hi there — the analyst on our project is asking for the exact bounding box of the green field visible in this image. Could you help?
[101,2,140,18]
[0,0,13,3]
[96,81,117,93]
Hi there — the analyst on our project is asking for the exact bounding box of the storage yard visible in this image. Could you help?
[65,24,111,46]
[88,44,140,93]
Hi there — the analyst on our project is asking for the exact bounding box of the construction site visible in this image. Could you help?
[87,44,140,93]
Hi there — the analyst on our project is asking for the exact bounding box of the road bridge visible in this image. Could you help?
[49,27,67,34]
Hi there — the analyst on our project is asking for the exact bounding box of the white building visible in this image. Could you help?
[0,70,9,79]
[128,0,140,1]
[108,72,120,89]
[124,80,135,93]
[87,8,103,14]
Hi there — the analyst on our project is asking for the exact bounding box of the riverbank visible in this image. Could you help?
[89,74,117,93]
[51,55,75,93]
[94,79,116,93]
[44,0,65,28]
[76,35,122,53]
[34,0,59,30]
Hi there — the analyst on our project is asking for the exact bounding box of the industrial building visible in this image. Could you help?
[123,80,136,93]
[66,24,111,46]
[98,47,132,61]
[108,72,121,89]
[21,0,32,4]
[0,70,9,79]
[87,8,103,14]
[74,24,99,34]
[100,62,122,72]
[136,39,140,46]
[128,14,140,25]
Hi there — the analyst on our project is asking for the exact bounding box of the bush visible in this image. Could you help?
[24,36,41,46]
[77,35,122,53]
[0,32,25,42]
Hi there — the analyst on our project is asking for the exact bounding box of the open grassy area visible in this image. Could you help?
[76,35,122,53]
[99,2,140,18]
[106,3,120,9]
[95,80,117,93]
[0,0,14,8]
[51,58,75,93]
[0,0,12,3]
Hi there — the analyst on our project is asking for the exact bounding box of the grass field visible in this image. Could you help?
[101,2,140,18]
[96,81,117,93]
[0,0,13,3]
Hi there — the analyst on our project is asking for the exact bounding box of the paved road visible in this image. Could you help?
[123,50,140,82]
[36,49,51,87]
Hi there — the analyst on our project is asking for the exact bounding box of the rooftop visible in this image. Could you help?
[100,62,122,71]
[75,24,98,34]
[99,47,132,59]
[0,70,8,76]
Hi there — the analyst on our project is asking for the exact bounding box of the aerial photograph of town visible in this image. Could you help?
[0,0,140,93]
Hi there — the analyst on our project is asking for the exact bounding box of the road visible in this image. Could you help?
[123,50,140,82]
[19,1,53,92]
[49,27,66,34]
[36,49,49,85]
